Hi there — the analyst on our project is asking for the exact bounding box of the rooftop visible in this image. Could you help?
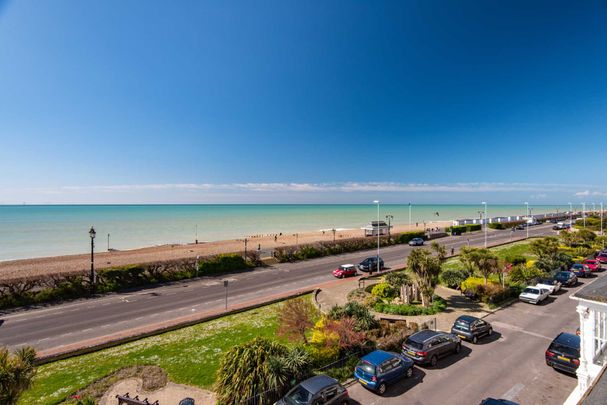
[582,363,607,405]
[573,275,607,303]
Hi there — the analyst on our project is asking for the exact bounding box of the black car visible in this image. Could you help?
[515,224,526,230]
[480,399,518,405]
[555,271,577,287]
[450,315,493,344]
[402,330,461,367]
[274,375,349,405]
[545,332,580,375]
[358,257,385,272]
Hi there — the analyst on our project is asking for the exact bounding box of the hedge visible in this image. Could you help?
[445,224,482,235]
[394,231,426,244]
[0,254,251,310]
[488,220,525,230]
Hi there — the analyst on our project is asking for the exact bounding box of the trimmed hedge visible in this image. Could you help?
[374,296,447,316]
[394,231,426,244]
[0,254,251,310]
[488,220,525,230]
[445,224,482,235]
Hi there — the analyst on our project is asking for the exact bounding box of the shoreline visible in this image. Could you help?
[0,221,451,281]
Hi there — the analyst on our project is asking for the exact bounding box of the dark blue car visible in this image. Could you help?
[353,350,414,395]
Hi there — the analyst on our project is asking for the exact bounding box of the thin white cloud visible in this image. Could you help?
[575,190,607,197]
[46,181,588,194]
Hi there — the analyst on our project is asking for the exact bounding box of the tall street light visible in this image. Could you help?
[582,202,586,228]
[601,202,604,237]
[89,226,96,294]
[482,202,487,248]
[385,214,393,238]
[373,200,380,275]
[524,202,529,240]
[408,202,412,229]
[568,202,573,227]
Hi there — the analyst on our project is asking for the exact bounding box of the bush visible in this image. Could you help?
[371,283,397,299]
[328,301,378,331]
[508,265,544,285]
[198,254,249,275]
[504,254,527,266]
[374,296,447,316]
[488,220,525,230]
[445,224,482,235]
[439,268,470,289]
[395,231,426,244]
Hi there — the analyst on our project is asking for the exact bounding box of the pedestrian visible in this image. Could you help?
[451,247,455,255]
[274,235,277,242]
[257,244,261,251]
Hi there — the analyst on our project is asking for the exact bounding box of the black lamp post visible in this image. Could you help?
[89,226,96,294]
[385,215,393,237]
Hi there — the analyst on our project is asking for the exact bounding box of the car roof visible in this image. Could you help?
[299,375,338,393]
[361,350,397,365]
[409,329,442,342]
[554,332,580,348]
[455,315,480,323]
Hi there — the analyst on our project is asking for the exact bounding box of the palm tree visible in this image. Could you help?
[0,346,37,405]
[406,242,445,307]
[214,338,311,405]
[460,248,499,285]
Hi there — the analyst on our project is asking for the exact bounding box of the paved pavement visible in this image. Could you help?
[0,224,557,355]
[347,268,598,405]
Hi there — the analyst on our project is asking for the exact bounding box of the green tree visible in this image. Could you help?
[406,242,446,307]
[0,346,37,405]
[214,338,311,405]
[460,248,500,285]
[531,237,572,273]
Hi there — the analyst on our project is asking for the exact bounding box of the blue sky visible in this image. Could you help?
[0,0,606,204]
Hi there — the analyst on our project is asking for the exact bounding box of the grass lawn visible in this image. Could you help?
[21,297,296,404]
[442,240,537,271]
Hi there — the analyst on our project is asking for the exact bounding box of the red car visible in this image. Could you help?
[583,259,600,272]
[332,264,357,278]
[597,253,607,264]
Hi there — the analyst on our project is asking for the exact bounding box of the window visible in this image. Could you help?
[593,309,607,361]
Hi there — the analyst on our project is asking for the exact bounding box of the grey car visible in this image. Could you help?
[450,315,493,344]
[408,237,424,246]
[274,375,349,405]
[402,330,461,367]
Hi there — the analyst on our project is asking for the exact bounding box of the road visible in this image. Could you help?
[0,224,557,354]
[348,258,592,405]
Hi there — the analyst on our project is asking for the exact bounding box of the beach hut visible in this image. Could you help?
[361,221,391,237]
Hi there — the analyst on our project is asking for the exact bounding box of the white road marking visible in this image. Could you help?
[502,383,525,400]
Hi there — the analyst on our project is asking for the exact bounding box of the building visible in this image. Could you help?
[565,276,607,404]
[361,221,391,237]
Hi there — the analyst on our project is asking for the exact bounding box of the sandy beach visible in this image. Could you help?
[0,221,451,281]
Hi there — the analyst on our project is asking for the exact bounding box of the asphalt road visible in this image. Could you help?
[0,224,557,353]
[348,255,594,405]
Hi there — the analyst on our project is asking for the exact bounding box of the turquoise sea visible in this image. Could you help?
[0,204,573,261]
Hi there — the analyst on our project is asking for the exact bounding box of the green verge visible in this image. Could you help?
[20,297,297,405]
[442,240,537,271]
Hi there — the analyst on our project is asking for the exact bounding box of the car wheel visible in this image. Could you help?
[377,383,387,395]
[430,355,438,367]
[454,343,461,353]
[472,336,478,344]
[406,367,414,378]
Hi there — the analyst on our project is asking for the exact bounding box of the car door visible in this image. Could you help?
[476,320,488,336]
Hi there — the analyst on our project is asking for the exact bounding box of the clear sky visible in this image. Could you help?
[0,0,606,204]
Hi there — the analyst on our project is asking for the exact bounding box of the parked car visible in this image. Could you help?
[408,237,424,246]
[555,271,577,287]
[583,259,600,272]
[480,399,519,405]
[519,286,550,305]
[332,264,357,278]
[596,252,607,264]
[515,224,526,230]
[274,375,349,405]
[570,263,591,278]
[536,278,561,294]
[545,332,580,375]
[353,350,414,395]
[450,315,493,344]
[358,257,384,272]
[402,330,461,367]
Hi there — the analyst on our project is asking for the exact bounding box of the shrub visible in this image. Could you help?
[504,254,527,266]
[328,301,378,331]
[371,283,396,299]
[445,224,481,234]
[439,268,469,289]
[395,231,426,244]
[488,220,525,230]
[198,254,248,275]
[374,296,446,316]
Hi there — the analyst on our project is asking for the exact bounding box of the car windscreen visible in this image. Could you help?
[284,385,313,404]
[404,337,424,350]
[557,272,570,278]
[355,361,376,375]
[550,342,580,357]
[453,320,470,330]
[523,288,539,294]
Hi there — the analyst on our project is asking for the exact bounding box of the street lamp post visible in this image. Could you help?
[582,202,586,228]
[373,200,380,275]
[385,215,393,238]
[89,226,96,294]
[332,228,336,243]
[195,224,198,244]
[243,237,248,260]
[107,233,110,251]
[482,202,487,248]
[524,202,529,239]
[408,202,412,229]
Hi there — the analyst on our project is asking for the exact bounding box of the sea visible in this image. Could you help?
[0,204,571,261]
